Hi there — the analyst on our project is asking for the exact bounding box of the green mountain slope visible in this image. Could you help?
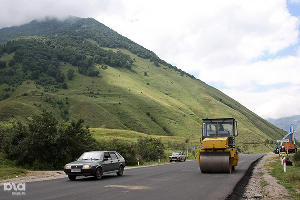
[0,17,286,152]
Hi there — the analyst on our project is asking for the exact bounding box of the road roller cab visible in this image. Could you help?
[197,118,238,173]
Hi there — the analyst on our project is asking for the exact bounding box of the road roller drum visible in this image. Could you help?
[200,152,232,173]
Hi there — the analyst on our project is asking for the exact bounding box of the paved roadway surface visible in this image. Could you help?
[0,154,262,200]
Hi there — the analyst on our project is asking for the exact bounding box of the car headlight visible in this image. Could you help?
[83,164,91,169]
[65,165,71,169]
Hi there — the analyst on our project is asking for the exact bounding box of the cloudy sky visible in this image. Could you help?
[1,0,300,119]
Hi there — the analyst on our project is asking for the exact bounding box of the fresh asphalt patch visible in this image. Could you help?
[226,155,264,200]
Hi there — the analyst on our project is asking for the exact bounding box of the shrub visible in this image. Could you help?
[137,137,165,162]
[0,61,6,69]
[294,151,300,161]
[99,139,137,165]
[87,70,99,77]
[67,69,75,80]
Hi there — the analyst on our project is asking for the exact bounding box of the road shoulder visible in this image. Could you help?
[242,153,290,199]
[0,171,66,186]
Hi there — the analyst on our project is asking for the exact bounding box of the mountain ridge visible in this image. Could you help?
[268,115,300,140]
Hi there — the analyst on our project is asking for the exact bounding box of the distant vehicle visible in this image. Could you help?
[275,125,298,154]
[64,151,125,181]
[169,152,186,162]
[284,141,297,153]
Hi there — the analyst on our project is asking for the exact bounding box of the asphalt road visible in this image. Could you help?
[0,154,262,200]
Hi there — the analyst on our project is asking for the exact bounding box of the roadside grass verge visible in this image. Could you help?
[0,153,27,180]
[265,155,300,199]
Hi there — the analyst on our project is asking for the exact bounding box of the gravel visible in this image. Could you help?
[242,153,290,200]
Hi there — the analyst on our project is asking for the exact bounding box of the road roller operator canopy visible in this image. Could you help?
[202,118,237,138]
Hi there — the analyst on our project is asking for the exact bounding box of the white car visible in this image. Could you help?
[169,152,186,162]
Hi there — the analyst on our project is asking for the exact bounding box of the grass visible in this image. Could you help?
[0,153,27,180]
[265,154,300,199]
[261,179,269,188]
[0,47,286,153]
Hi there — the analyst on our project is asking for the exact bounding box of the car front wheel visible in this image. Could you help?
[95,168,103,180]
[117,165,124,176]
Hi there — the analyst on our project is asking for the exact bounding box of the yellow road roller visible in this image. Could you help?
[197,118,238,173]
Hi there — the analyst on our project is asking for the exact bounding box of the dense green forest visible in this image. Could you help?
[0,36,133,89]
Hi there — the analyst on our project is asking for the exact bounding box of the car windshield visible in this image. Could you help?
[172,152,180,156]
[78,152,103,160]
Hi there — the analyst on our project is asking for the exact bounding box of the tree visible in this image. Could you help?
[87,70,99,77]
[0,61,6,69]
[67,69,75,80]
[62,83,68,89]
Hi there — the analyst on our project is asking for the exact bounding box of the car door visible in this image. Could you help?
[109,152,119,171]
[179,152,183,161]
[116,152,125,166]
[102,152,113,172]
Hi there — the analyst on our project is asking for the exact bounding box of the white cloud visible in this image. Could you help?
[0,0,113,28]
[198,55,300,87]
[0,0,299,119]
[223,85,300,119]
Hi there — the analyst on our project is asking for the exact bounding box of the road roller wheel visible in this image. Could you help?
[228,158,234,174]
[200,152,232,173]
